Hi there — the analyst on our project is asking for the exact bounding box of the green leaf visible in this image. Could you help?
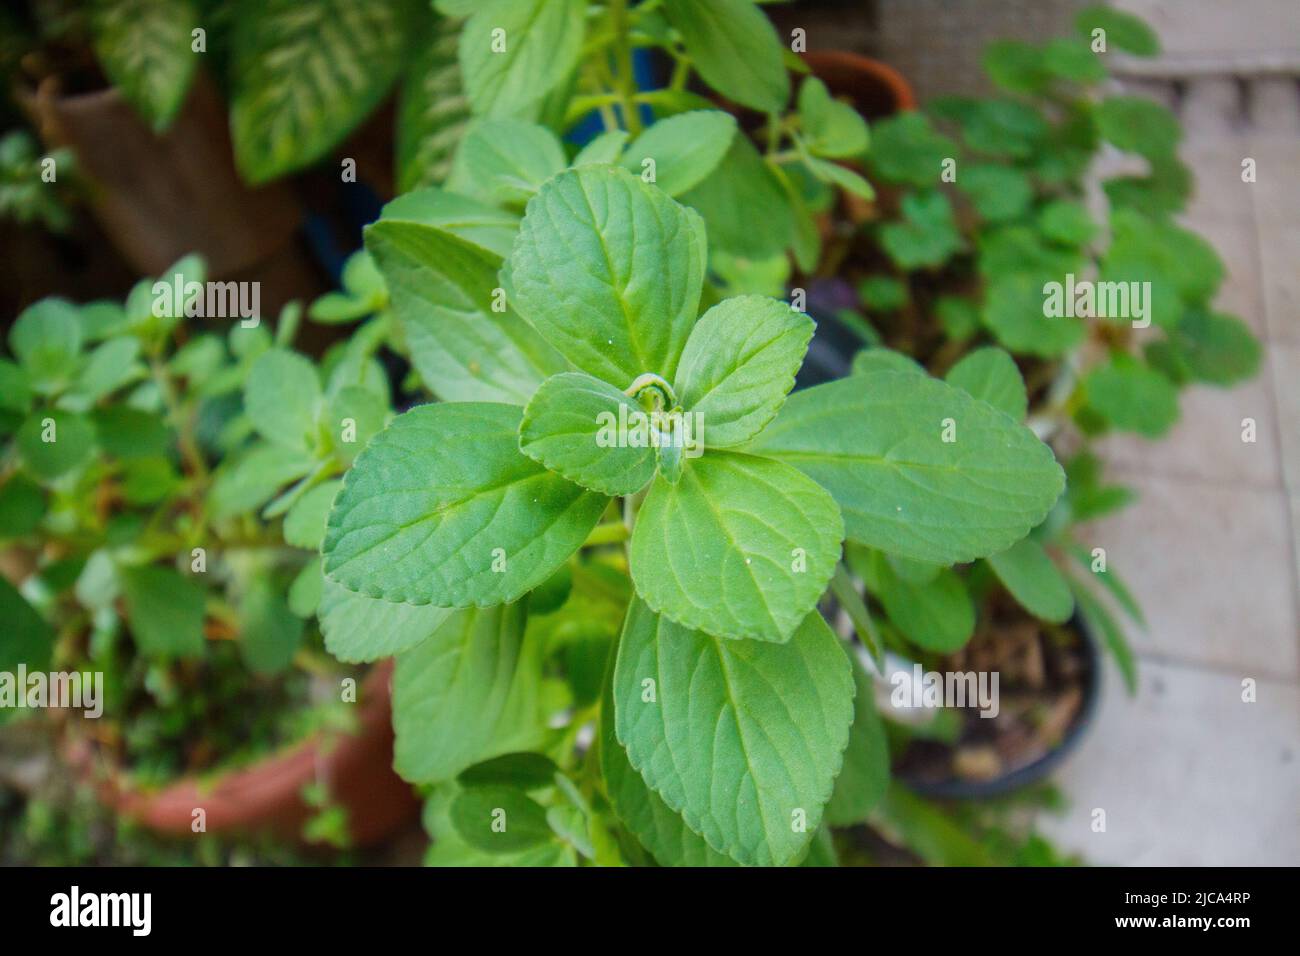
[824,645,889,826]
[283,480,341,550]
[957,164,1032,222]
[510,165,705,386]
[451,785,554,853]
[983,273,1087,358]
[458,752,559,790]
[323,402,606,607]
[0,475,44,538]
[936,296,981,341]
[678,134,793,260]
[660,0,789,113]
[1043,36,1106,84]
[0,360,33,414]
[987,538,1073,623]
[801,153,876,201]
[877,784,996,866]
[230,0,419,183]
[749,373,1065,565]
[376,187,519,259]
[1101,209,1222,316]
[931,96,1047,158]
[365,219,565,403]
[1070,577,1137,693]
[1064,542,1145,628]
[1075,5,1160,56]
[983,40,1048,95]
[858,276,909,313]
[317,576,451,662]
[572,129,629,166]
[852,348,925,377]
[798,77,870,158]
[396,14,469,192]
[65,338,144,407]
[92,0,199,132]
[1083,354,1179,437]
[613,599,853,866]
[287,557,323,618]
[868,113,958,187]
[629,451,843,643]
[1037,199,1097,246]
[208,444,313,520]
[447,119,567,207]
[324,385,388,465]
[423,784,575,867]
[620,110,738,197]
[459,0,585,117]
[9,299,81,394]
[518,372,658,496]
[244,348,322,449]
[16,410,96,481]
[392,603,548,782]
[1095,96,1180,160]
[1161,309,1261,386]
[879,190,963,270]
[863,550,974,652]
[118,563,206,658]
[599,662,737,866]
[674,296,813,448]
[945,347,1027,420]
[238,578,304,674]
[0,577,52,673]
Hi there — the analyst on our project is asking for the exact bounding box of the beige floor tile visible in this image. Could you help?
[1095,374,1282,489]
[1270,344,1300,491]
[1255,216,1300,344]
[1117,0,1300,59]
[1037,658,1300,865]
[1246,139,1300,343]
[1082,471,1300,679]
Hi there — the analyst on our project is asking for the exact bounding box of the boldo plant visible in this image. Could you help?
[319,164,1067,867]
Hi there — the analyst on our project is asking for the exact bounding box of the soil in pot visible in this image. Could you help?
[890,592,1099,798]
[59,636,416,850]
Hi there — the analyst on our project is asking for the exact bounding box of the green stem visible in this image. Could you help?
[609,0,642,134]
[583,521,629,547]
[829,564,886,673]
[149,356,208,483]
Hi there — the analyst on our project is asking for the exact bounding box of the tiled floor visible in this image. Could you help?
[1038,53,1300,863]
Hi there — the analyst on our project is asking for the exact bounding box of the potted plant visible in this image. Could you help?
[0,254,415,851]
[791,6,1261,800]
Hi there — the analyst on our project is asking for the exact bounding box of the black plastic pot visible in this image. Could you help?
[895,613,1102,800]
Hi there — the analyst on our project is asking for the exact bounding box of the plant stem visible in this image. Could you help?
[149,356,207,483]
[583,521,629,547]
[829,564,886,673]
[609,0,642,135]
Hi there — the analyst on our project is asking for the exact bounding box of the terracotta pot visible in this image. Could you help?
[801,50,916,119]
[18,71,324,313]
[66,662,417,848]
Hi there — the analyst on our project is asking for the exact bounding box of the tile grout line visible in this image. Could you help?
[1133,649,1300,685]
[1243,134,1300,659]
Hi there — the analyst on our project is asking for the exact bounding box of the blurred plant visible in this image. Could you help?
[851,5,1260,438]
[0,129,76,232]
[0,254,382,822]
